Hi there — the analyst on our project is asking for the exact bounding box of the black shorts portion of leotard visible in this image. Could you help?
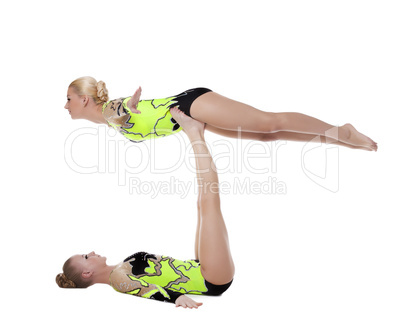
[171,88,212,118]
[204,279,233,296]
[190,256,233,296]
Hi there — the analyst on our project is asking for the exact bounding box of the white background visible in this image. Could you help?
[1,0,401,317]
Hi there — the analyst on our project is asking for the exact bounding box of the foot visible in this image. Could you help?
[341,124,378,151]
[170,107,206,137]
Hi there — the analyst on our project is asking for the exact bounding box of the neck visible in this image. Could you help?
[88,104,108,125]
[95,265,117,285]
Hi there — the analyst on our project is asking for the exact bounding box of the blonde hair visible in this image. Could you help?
[55,256,92,289]
[69,76,109,105]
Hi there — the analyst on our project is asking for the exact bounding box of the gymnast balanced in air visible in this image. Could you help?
[65,76,377,151]
[56,108,235,308]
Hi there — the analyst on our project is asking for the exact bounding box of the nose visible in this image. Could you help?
[64,103,68,109]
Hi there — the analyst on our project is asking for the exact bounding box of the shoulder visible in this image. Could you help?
[109,262,133,292]
[110,261,134,279]
[102,97,133,126]
[103,97,127,111]
[110,262,127,279]
[103,97,132,114]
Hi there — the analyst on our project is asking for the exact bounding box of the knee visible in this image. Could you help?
[259,132,279,142]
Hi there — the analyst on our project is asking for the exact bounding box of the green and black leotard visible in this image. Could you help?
[109,252,232,304]
[102,88,211,143]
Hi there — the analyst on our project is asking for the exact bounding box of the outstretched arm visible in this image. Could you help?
[126,86,142,114]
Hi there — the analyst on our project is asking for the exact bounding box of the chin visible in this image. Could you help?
[69,113,79,120]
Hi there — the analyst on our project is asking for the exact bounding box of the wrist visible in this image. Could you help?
[175,295,185,303]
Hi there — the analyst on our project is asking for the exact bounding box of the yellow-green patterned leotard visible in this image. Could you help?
[109,252,232,304]
[102,88,212,143]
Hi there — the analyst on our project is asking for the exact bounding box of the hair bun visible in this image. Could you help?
[56,273,77,288]
[96,81,109,103]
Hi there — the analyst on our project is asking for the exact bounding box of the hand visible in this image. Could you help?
[127,86,142,114]
[175,295,203,309]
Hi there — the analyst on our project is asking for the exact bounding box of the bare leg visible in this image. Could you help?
[191,92,377,151]
[170,107,235,286]
[194,193,201,260]
[205,124,369,150]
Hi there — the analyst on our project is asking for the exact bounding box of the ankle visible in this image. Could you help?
[186,130,204,141]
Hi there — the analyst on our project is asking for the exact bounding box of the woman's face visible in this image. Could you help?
[69,251,108,277]
[65,87,85,119]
